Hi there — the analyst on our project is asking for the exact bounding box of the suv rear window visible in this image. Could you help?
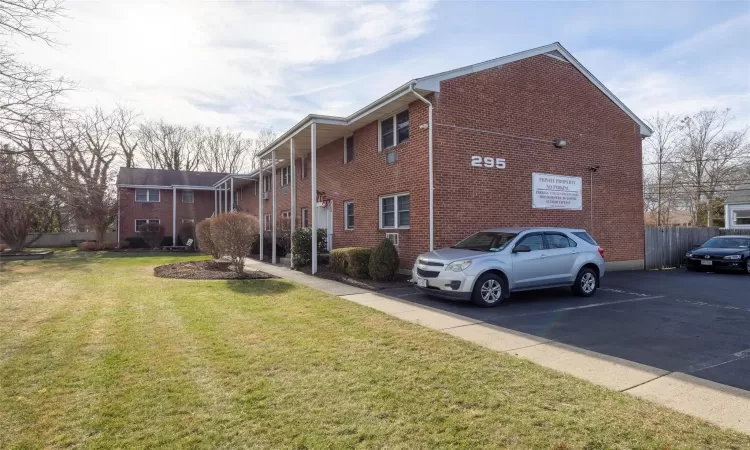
[573,232,597,245]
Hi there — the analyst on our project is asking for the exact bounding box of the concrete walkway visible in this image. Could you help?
[244,258,750,434]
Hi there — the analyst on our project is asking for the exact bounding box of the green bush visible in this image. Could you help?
[291,227,327,268]
[77,241,116,252]
[330,247,372,279]
[368,239,400,281]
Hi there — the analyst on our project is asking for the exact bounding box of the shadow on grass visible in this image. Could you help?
[102,251,204,259]
[225,278,295,296]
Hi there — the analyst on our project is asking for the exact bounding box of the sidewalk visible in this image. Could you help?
[244,257,750,434]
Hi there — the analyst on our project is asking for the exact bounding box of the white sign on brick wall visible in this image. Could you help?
[532,173,582,210]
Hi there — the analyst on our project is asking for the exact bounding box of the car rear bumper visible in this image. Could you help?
[684,258,746,271]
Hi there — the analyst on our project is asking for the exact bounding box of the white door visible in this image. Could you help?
[316,205,333,251]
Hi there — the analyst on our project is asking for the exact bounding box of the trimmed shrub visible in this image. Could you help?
[251,235,288,259]
[291,227,327,268]
[138,222,165,249]
[330,247,372,279]
[368,239,400,281]
[210,212,259,274]
[124,236,149,249]
[195,218,219,258]
[77,241,116,252]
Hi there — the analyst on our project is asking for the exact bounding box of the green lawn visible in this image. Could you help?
[1,253,749,449]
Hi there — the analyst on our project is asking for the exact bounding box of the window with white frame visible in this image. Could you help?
[735,210,750,225]
[344,201,354,230]
[301,208,309,228]
[181,190,194,203]
[281,210,291,230]
[344,135,354,163]
[380,193,410,229]
[264,214,272,231]
[263,175,271,192]
[280,166,290,186]
[301,157,308,179]
[135,188,160,202]
[380,110,409,151]
[135,219,159,231]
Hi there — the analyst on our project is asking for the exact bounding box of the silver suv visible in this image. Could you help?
[412,227,605,307]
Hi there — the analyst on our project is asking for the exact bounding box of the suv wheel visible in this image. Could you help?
[745,259,750,275]
[572,267,598,297]
[472,273,507,307]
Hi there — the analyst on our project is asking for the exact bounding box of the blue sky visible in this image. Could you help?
[19,0,750,137]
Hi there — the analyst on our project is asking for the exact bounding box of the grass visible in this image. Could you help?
[1,253,749,449]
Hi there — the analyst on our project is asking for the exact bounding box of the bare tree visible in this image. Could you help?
[0,0,73,143]
[113,105,139,168]
[249,126,277,170]
[137,120,200,171]
[196,126,252,173]
[644,113,681,226]
[0,151,57,250]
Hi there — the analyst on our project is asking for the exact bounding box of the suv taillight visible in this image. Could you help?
[598,247,605,259]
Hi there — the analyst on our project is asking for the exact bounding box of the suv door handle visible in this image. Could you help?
[540,254,547,259]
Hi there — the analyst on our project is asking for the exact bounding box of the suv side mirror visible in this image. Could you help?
[693,244,700,248]
[513,245,531,253]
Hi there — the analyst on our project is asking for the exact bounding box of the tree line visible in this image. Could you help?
[643,109,750,227]
[0,1,276,250]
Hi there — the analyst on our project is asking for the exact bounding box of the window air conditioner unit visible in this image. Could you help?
[263,192,269,200]
[385,232,399,246]
[282,186,288,196]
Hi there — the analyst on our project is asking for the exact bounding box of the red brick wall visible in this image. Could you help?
[118,188,215,240]
[432,54,644,263]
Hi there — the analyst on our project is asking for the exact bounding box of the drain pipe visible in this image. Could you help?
[409,84,434,251]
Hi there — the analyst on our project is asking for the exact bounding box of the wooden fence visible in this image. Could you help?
[644,227,750,270]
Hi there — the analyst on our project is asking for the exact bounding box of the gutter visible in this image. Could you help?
[409,84,434,251]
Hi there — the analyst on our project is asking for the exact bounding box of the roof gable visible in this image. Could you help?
[413,42,652,137]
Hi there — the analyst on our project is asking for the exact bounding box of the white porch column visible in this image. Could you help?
[224,181,228,213]
[230,177,234,211]
[172,187,177,246]
[258,160,264,261]
[290,138,296,268]
[271,150,277,264]
[311,122,317,274]
[214,188,217,216]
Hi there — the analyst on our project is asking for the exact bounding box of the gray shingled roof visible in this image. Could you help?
[726,182,750,205]
[116,167,229,187]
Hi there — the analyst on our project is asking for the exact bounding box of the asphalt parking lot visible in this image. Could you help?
[381,269,750,392]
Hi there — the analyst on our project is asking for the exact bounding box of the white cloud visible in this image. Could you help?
[16,0,436,135]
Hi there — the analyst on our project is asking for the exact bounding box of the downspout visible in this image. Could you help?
[409,84,434,251]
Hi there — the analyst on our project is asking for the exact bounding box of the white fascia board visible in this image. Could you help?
[117,184,173,190]
[170,185,217,191]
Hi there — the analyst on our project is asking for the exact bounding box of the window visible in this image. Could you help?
[380,110,409,150]
[301,157,308,179]
[135,188,160,202]
[515,233,545,251]
[380,193,410,229]
[453,232,518,252]
[264,214,272,232]
[344,201,354,230]
[545,233,576,249]
[181,219,194,224]
[573,231,598,245]
[135,219,159,231]
[181,190,194,203]
[344,135,354,163]
[301,208,309,228]
[280,166,290,186]
[735,210,750,226]
[281,210,291,230]
[263,175,271,193]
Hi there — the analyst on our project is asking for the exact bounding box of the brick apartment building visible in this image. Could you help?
[117,42,651,272]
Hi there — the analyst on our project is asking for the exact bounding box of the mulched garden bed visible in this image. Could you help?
[154,261,276,280]
[300,264,413,291]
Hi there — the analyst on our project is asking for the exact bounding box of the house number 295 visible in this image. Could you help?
[471,156,507,169]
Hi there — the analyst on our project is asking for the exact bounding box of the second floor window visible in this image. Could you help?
[380,109,409,150]
[135,188,160,202]
[280,166,290,186]
[263,175,271,192]
[181,190,194,203]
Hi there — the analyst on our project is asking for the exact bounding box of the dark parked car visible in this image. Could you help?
[684,236,750,274]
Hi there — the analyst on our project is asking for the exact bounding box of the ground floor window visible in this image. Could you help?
[281,211,291,230]
[301,208,309,228]
[181,219,194,224]
[344,201,354,230]
[380,193,410,229]
[264,214,272,232]
[135,219,160,231]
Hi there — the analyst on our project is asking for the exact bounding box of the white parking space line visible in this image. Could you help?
[503,295,665,318]
[599,288,654,297]
[674,298,750,315]
[687,348,750,373]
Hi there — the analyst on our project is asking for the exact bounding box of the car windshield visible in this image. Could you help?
[452,232,518,252]
[701,237,750,249]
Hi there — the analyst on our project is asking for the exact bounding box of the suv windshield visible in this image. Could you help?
[701,237,750,249]
[452,232,518,252]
